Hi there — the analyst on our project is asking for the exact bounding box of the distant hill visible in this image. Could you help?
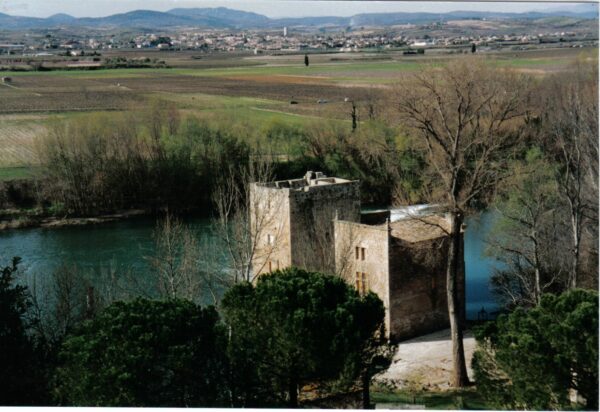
[75,10,205,29]
[168,7,270,28]
[0,12,47,30]
[0,6,597,30]
[46,13,78,24]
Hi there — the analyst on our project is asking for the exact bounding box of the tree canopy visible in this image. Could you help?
[221,267,388,407]
[54,298,228,407]
[473,289,599,410]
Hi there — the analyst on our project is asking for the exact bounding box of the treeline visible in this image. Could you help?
[28,102,425,216]
[102,56,167,69]
[1,261,392,407]
[0,57,166,72]
[36,101,251,215]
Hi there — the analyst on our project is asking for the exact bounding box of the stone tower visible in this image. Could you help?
[250,171,360,276]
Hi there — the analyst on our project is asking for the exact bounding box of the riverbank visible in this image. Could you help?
[0,208,148,231]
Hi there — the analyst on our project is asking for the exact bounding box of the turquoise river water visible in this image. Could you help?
[0,212,502,319]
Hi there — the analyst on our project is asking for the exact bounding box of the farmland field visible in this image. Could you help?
[0,119,43,167]
[0,46,596,175]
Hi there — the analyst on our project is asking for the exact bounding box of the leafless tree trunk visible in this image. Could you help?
[486,154,567,307]
[28,265,91,344]
[446,211,469,386]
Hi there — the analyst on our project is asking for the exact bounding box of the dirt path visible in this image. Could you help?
[1,82,42,96]
[374,328,476,391]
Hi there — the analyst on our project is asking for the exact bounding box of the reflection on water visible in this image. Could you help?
[0,213,504,318]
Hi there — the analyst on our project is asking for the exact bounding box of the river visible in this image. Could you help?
[0,212,501,319]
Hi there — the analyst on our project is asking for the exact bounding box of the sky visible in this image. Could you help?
[0,0,595,18]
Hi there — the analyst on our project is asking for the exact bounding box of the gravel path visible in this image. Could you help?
[374,328,477,391]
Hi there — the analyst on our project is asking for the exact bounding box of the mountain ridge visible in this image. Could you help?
[0,6,597,31]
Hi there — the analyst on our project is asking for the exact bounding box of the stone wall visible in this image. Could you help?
[251,174,467,344]
[289,181,361,273]
[387,235,465,342]
[250,184,292,277]
[334,219,391,336]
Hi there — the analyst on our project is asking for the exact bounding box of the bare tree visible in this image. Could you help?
[28,265,92,344]
[213,159,285,283]
[148,214,215,302]
[396,59,530,387]
[486,151,567,307]
[542,61,599,288]
[333,219,367,282]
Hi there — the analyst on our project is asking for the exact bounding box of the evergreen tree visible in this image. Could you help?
[54,298,228,406]
[222,268,389,407]
[0,257,47,405]
[304,54,309,67]
[473,289,599,410]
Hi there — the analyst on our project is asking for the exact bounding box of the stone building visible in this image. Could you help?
[251,172,465,342]
[335,208,465,341]
[250,171,360,276]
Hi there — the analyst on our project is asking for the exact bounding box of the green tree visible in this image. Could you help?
[473,289,599,410]
[300,121,424,205]
[471,43,476,53]
[304,54,309,67]
[222,268,389,407]
[54,298,228,407]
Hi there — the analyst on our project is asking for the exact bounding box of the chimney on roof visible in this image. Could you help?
[304,171,314,184]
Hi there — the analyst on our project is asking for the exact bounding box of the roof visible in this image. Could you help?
[390,214,451,243]
[257,171,355,191]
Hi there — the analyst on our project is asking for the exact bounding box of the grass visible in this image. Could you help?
[151,91,327,127]
[0,166,38,181]
[157,92,281,110]
[493,58,561,67]
[192,105,336,128]
[371,388,492,410]
[0,120,43,167]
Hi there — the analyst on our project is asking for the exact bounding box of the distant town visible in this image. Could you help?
[1,24,597,57]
